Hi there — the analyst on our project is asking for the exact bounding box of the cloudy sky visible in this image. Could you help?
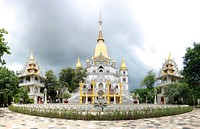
[1,0,200,91]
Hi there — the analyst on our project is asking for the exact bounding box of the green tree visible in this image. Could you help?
[0,28,11,65]
[183,42,200,86]
[72,68,86,92]
[45,70,60,102]
[59,68,75,93]
[14,87,30,103]
[132,88,152,103]
[140,70,156,95]
[164,82,190,104]
[59,68,86,93]
[0,67,18,106]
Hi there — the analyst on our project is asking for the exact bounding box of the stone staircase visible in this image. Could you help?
[68,92,80,103]
[68,91,133,104]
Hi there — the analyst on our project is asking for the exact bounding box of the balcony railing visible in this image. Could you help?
[19,82,44,87]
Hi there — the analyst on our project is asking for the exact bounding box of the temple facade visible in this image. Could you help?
[69,15,132,104]
[156,53,183,104]
[18,52,45,104]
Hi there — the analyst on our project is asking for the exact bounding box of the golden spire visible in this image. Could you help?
[76,57,82,69]
[94,13,109,58]
[120,59,127,70]
[97,12,104,42]
[168,52,172,60]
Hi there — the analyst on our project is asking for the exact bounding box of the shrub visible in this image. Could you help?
[8,105,193,121]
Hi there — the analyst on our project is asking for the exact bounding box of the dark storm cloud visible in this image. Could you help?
[4,0,149,90]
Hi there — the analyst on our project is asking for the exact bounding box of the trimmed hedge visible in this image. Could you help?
[8,105,193,120]
[195,105,200,108]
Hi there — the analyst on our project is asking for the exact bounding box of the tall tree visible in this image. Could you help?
[0,28,11,65]
[14,87,30,103]
[59,68,86,93]
[45,70,60,102]
[59,68,75,93]
[140,70,156,95]
[164,82,190,104]
[132,88,153,103]
[183,42,200,86]
[0,67,18,106]
[72,68,86,92]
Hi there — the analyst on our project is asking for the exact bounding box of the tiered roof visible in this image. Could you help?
[18,52,44,78]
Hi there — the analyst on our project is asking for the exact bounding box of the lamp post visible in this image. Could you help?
[44,88,47,104]
[154,88,157,104]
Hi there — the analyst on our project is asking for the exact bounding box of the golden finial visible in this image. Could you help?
[76,57,82,69]
[168,52,172,60]
[120,59,127,70]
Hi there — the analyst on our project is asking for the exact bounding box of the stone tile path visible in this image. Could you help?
[0,108,200,129]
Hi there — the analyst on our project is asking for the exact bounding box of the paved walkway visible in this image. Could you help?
[0,108,200,129]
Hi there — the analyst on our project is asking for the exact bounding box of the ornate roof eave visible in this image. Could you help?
[18,73,45,79]
[156,74,183,80]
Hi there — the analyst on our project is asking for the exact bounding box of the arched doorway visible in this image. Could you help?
[161,96,164,104]
[98,83,103,89]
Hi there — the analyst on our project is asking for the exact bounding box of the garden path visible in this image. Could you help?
[0,108,200,129]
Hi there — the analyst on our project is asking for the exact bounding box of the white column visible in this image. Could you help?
[86,94,88,104]
[44,92,47,104]
[34,94,37,104]
[154,93,157,104]
[114,94,116,104]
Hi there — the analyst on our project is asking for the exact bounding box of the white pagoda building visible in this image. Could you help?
[18,52,45,104]
[69,14,132,104]
[156,53,183,104]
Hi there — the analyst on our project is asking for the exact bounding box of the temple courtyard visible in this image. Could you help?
[0,107,200,129]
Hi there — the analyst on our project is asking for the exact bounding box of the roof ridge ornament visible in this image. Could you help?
[29,51,35,60]
[168,52,172,60]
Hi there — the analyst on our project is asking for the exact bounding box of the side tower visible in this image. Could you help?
[119,59,129,92]
[76,57,82,70]
[18,52,45,104]
[156,53,183,104]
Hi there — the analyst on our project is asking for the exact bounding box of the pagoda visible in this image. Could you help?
[156,53,183,104]
[18,52,45,104]
[69,14,132,104]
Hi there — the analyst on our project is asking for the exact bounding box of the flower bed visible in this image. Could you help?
[8,104,193,120]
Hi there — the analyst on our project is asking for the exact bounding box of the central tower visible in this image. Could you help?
[94,13,109,58]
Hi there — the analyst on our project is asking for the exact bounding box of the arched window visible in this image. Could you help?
[99,69,103,73]
[123,78,126,82]
[35,77,38,82]
[106,69,110,73]
[26,77,30,82]
[98,66,104,73]
[19,78,23,83]
[99,66,104,69]
[123,70,126,74]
